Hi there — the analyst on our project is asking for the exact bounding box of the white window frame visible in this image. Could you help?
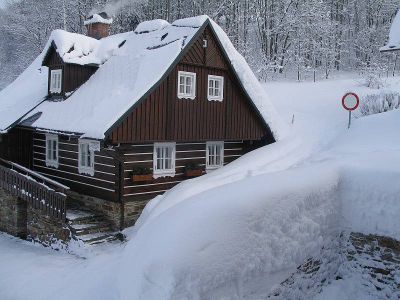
[153,142,176,178]
[206,141,224,170]
[78,139,99,176]
[207,75,224,101]
[45,134,59,168]
[177,71,196,100]
[50,69,62,94]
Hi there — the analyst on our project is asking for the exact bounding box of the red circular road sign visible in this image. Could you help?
[342,92,360,111]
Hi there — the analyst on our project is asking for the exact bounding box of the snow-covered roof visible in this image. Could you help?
[134,19,170,34]
[83,13,113,26]
[43,29,128,66]
[380,10,400,52]
[0,15,287,140]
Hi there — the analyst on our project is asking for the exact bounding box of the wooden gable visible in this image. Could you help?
[107,23,274,145]
[42,43,63,66]
[181,27,228,70]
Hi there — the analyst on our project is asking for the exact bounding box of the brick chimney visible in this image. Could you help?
[84,12,113,40]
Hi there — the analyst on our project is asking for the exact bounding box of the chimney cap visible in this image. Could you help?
[84,12,113,26]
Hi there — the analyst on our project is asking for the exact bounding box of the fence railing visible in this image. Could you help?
[0,160,68,222]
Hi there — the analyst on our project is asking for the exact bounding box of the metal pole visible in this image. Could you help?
[348,111,351,129]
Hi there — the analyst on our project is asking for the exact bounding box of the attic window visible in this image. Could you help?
[177,71,196,100]
[208,75,224,101]
[50,69,62,94]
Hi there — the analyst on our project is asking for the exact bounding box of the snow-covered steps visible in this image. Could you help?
[76,232,118,246]
[66,209,121,246]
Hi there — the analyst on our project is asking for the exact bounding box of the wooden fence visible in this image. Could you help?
[0,161,68,222]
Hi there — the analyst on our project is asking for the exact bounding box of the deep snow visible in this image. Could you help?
[1,76,400,299]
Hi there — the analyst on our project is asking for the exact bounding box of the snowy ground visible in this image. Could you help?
[1,76,400,299]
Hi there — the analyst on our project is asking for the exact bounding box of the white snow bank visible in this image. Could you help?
[328,109,400,239]
[134,19,170,33]
[84,13,113,26]
[1,77,400,300]
[380,9,400,51]
[118,163,340,299]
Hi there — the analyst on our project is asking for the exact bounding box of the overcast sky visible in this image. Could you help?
[0,0,5,9]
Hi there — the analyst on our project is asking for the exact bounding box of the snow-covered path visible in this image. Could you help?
[1,77,400,299]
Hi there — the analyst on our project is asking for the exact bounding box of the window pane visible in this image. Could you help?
[87,148,91,167]
[186,76,191,87]
[80,145,86,166]
[165,158,171,169]
[47,140,51,159]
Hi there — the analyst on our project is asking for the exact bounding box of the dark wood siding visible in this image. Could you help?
[119,141,246,202]
[32,132,118,201]
[0,128,33,168]
[63,64,97,94]
[44,46,63,66]
[108,25,269,144]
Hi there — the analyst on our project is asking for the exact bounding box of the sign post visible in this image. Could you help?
[342,92,360,129]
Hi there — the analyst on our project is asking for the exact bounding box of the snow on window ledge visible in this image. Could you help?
[78,166,95,177]
[177,94,196,100]
[153,171,176,179]
[207,97,223,102]
[45,160,59,169]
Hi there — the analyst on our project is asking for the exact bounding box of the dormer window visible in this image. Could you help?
[50,69,62,94]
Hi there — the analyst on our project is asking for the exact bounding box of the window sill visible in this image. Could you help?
[153,171,176,179]
[78,167,95,177]
[45,161,59,169]
[178,94,196,100]
[207,97,223,102]
[206,166,222,173]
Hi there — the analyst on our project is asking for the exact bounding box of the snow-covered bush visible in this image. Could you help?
[363,73,384,89]
[359,92,400,117]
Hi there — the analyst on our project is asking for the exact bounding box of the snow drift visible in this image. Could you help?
[117,163,341,299]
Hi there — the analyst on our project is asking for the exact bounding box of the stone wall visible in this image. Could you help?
[68,190,150,229]
[124,200,149,228]
[27,204,70,248]
[0,188,27,238]
[67,190,122,230]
